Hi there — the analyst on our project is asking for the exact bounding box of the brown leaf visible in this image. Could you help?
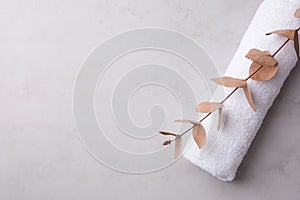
[217,108,222,130]
[174,119,199,125]
[211,76,247,88]
[266,29,296,40]
[196,102,223,113]
[192,123,206,148]
[294,30,299,59]
[163,140,171,145]
[249,62,279,81]
[247,48,270,56]
[246,49,277,67]
[294,8,300,18]
[243,84,257,111]
[174,136,182,159]
[160,131,177,137]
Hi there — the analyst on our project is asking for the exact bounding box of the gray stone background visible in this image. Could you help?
[1,0,300,199]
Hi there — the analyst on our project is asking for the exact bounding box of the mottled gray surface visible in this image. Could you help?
[1,0,300,199]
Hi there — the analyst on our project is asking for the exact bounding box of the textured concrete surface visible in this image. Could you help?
[1,0,300,199]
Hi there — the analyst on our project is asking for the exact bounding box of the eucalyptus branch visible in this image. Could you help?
[164,26,300,147]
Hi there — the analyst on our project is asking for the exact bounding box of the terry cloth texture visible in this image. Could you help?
[184,0,300,181]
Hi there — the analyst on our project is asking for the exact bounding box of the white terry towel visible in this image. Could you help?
[184,0,300,181]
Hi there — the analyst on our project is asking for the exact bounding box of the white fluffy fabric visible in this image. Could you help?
[184,0,300,181]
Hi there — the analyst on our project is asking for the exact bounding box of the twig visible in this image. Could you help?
[168,33,295,144]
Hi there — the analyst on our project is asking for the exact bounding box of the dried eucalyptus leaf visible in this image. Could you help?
[266,29,295,40]
[243,84,257,111]
[217,108,222,130]
[295,8,300,18]
[211,76,247,88]
[196,102,223,113]
[174,119,199,125]
[174,136,182,159]
[249,62,278,81]
[246,48,270,56]
[163,140,171,145]
[159,131,177,136]
[246,49,277,67]
[192,123,206,148]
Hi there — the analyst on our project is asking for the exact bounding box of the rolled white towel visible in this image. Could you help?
[184,0,300,181]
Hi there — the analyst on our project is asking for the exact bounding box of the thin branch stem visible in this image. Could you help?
[166,30,296,144]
